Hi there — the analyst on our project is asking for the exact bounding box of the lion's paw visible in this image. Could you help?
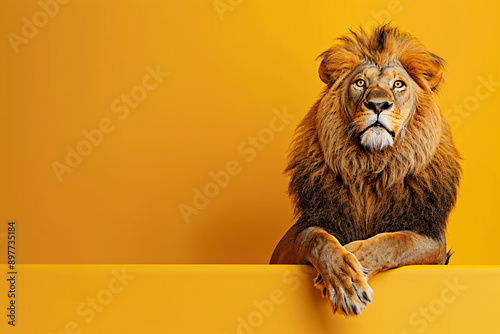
[314,251,373,317]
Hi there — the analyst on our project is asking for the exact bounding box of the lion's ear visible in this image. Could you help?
[318,51,358,86]
[318,58,331,84]
[403,51,445,92]
[424,54,445,90]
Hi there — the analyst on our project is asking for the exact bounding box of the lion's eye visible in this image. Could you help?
[393,80,406,89]
[354,79,366,88]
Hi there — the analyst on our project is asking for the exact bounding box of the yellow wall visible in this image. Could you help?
[0,0,499,265]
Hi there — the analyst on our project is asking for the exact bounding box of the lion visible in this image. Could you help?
[270,24,462,317]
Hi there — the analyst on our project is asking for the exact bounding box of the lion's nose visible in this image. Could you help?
[363,101,393,115]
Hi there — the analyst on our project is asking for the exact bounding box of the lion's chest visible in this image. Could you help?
[330,177,408,240]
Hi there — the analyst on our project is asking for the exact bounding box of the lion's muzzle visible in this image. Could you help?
[358,88,397,151]
[362,88,395,114]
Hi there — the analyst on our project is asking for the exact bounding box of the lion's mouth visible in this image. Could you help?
[359,120,395,138]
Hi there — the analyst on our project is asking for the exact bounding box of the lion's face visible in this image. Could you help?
[345,62,415,151]
[316,25,446,158]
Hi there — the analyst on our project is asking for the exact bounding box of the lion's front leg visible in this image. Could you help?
[344,231,447,279]
[295,227,373,317]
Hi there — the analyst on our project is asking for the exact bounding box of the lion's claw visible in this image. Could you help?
[313,250,373,316]
[341,290,350,315]
[331,292,337,313]
[352,283,363,303]
[352,303,361,316]
[362,290,372,304]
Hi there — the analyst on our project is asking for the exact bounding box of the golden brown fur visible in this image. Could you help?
[270,24,462,317]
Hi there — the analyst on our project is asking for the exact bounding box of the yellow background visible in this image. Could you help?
[0,0,499,265]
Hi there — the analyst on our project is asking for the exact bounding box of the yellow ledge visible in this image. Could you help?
[1,265,499,333]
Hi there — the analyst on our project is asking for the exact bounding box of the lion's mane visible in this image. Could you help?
[287,25,462,245]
